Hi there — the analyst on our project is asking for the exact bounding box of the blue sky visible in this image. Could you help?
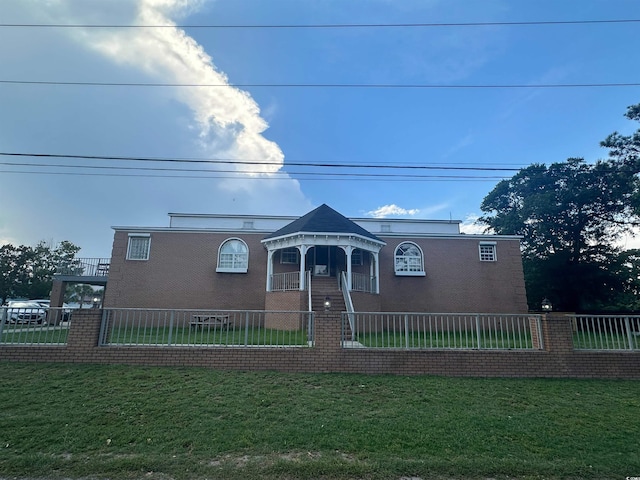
[1,0,639,258]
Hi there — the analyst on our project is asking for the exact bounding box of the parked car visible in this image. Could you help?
[30,299,73,322]
[6,301,47,324]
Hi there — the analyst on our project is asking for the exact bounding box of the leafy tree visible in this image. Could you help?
[480,103,640,312]
[601,104,640,172]
[0,241,81,303]
[65,284,97,308]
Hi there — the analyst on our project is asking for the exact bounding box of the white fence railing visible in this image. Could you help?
[271,271,377,293]
[270,272,301,291]
[99,309,314,347]
[0,307,73,345]
[351,272,375,293]
[341,312,543,350]
[571,315,640,350]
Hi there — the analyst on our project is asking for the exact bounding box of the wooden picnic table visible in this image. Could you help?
[190,314,230,330]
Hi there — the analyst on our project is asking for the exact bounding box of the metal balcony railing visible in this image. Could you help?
[55,258,110,277]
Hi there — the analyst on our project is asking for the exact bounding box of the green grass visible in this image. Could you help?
[353,329,535,349]
[573,331,640,350]
[0,324,70,344]
[0,363,638,479]
[106,326,310,346]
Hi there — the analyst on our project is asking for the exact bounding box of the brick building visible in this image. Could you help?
[101,204,528,313]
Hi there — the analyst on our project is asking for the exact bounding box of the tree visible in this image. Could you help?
[0,241,81,303]
[480,103,640,312]
[601,103,640,173]
[65,284,97,308]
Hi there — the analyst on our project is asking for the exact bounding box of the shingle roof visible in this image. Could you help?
[264,204,382,242]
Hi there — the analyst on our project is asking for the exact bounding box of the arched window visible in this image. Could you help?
[394,242,425,276]
[217,238,249,273]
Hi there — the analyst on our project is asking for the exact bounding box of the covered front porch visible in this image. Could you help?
[261,204,386,296]
[264,240,384,294]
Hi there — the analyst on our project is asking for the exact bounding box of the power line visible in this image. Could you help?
[0,152,522,172]
[0,170,506,182]
[1,19,639,29]
[2,80,639,89]
[0,160,509,179]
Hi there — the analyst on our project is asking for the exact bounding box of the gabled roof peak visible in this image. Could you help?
[263,204,382,242]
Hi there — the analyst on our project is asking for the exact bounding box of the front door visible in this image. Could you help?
[311,246,330,276]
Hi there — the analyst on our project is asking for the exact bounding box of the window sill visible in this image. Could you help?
[216,268,248,274]
[394,271,426,277]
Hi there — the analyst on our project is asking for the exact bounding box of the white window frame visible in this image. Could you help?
[126,234,151,261]
[280,247,299,264]
[216,238,249,273]
[479,242,497,262]
[394,242,425,276]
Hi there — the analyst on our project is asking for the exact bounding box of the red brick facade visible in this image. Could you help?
[104,230,527,313]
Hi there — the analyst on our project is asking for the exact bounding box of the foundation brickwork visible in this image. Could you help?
[1,311,639,379]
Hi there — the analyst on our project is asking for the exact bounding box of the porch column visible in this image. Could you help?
[266,249,274,292]
[298,245,308,291]
[373,251,380,294]
[345,245,353,291]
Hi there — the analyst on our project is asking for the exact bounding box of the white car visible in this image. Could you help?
[6,301,47,324]
[30,299,73,322]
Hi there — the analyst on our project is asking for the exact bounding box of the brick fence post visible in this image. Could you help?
[540,312,575,354]
[313,312,342,351]
[67,309,103,353]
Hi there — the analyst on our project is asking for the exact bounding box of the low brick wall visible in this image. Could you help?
[1,311,639,378]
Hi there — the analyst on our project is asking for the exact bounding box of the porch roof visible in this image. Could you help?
[262,204,384,244]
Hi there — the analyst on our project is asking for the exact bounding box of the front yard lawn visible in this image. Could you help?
[0,362,638,479]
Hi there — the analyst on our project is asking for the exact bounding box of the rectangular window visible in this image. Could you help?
[351,249,363,265]
[280,247,299,264]
[127,235,151,260]
[243,221,254,229]
[479,243,497,262]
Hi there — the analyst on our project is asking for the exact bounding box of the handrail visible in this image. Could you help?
[340,271,356,340]
[307,270,312,312]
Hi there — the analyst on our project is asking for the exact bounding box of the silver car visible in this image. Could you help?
[6,301,47,324]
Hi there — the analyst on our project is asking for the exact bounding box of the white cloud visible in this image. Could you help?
[459,213,489,234]
[366,204,420,218]
[26,0,287,178]
[82,0,284,175]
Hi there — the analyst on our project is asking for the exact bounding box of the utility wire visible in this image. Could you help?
[0,152,522,171]
[0,170,506,181]
[0,160,510,179]
[1,80,639,89]
[1,19,639,28]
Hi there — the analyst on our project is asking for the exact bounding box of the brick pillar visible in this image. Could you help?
[540,313,575,353]
[313,312,342,351]
[67,310,103,352]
